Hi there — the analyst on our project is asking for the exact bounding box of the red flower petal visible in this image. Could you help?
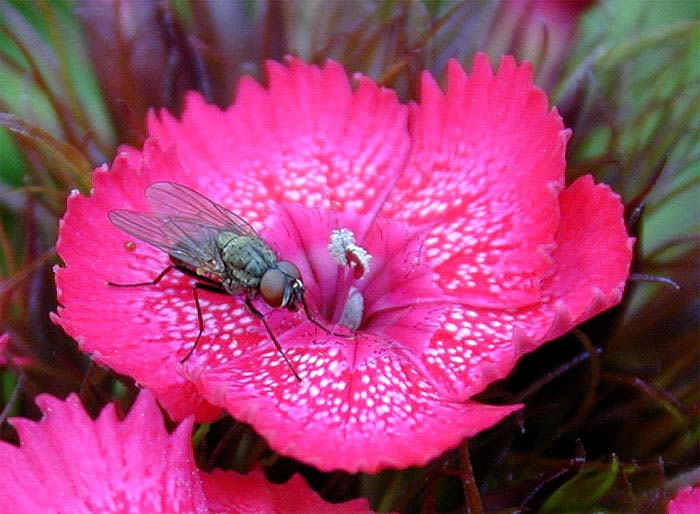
[200,468,372,513]
[190,345,517,473]
[668,485,700,514]
[148,57,409,219]
[53,144,221,421]
[382,54,570,309]
[515,175,634,345]
[0,390,208,513]
[419,305,526,398]
[418,175,633,396]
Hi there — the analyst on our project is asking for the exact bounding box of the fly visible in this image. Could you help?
[106,181,341,382]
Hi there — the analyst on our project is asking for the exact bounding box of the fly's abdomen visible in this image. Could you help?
[217,232,278,288]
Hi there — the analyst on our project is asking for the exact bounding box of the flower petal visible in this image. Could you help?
[418,175,633,396]
[148,57,409,219]
[668,485,700,514]
[416,175,634,398]
[188,343,518,473]
[382,54,570,309]
[516,174,634,344]
[420,305,525,398]
[200,468,372,513]
[53,144,220,422]
[0,390,208,513]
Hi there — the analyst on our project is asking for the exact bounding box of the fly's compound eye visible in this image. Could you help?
[276,261,301,280]
[277,261,304,310]
[260,269,287,308]
[263,261,303,309]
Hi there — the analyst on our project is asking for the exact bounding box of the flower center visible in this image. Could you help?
[263,204,448,357]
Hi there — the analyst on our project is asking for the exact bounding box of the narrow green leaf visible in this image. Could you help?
[0,112,90,189]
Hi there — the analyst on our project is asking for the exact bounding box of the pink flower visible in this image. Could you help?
[668,486,700,514]
[0,390,205,513]
[0,389,371,513]
[53,55,633,472]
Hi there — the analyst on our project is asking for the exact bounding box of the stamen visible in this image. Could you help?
[328,228,372,279]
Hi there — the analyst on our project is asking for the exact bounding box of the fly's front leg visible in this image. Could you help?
[106,265,174,288]
[244,296,302,382]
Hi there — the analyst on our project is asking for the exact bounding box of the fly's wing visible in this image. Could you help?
[108,210,223,274]
[145,182,259,237]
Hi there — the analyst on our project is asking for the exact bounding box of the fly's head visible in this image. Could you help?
[260,260,304,311]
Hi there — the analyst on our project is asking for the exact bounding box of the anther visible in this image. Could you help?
[328,228,372,279]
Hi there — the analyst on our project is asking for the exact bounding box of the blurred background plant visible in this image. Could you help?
[0,0,698,512]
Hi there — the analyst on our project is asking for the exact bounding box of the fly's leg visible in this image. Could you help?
[107,266,226,364]
[106,265,174,287]
[300,293,351,338]
[106,264,203,362]
[245,296,302,382]
[180,283,205,364]
[180,282,227,364]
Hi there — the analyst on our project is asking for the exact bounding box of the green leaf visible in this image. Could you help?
[0,127,26,186]
[0,112,90,188]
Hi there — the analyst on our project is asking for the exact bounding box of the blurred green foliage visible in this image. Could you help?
[569,0,699,255]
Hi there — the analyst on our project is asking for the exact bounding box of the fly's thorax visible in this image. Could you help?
[217,232,278,288]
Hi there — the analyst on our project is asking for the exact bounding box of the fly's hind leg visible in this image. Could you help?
[180,282,227,364]
[244,297,302,382]
[106,265,174,287]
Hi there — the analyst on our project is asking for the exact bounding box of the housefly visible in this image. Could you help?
[107,181,339,381]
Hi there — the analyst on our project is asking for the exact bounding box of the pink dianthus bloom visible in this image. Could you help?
[53,55,633,472]
[668,485,700,514]
[0,389,370,513]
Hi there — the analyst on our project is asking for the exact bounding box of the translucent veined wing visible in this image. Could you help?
[108,210,224,274]
[145,182,259,237]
